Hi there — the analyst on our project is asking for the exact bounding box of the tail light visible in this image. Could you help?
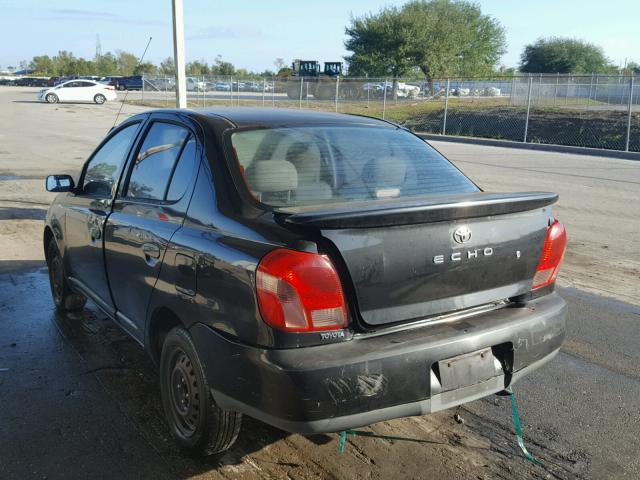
[256,248,348,332]
[532,219,567,290]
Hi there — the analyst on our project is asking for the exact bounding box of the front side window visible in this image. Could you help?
[126,122,191,201]
[83,123,140,197]
[230,126,478,208]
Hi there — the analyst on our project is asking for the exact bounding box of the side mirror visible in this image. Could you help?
[46,174,75,192]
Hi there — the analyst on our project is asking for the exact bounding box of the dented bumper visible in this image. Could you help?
[190,292,566,434]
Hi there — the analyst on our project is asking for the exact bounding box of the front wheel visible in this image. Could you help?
[160,327,242,456]
[46,240,86,312]
[45,93,58,104]
[94,94,106,105]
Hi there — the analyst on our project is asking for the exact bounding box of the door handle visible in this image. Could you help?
[141,242,161,259]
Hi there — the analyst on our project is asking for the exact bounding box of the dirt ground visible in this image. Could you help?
[1,86,639,479]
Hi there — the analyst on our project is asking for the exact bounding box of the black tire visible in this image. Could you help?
[117,84,126,91]
[315,85,335,101]
[160,327,242,456]
[46,240,86,312]
[45,93,58,104]
[286,84,303,100]
[94,94,106,105]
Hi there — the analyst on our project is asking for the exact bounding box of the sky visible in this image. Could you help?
[1,0,639,71]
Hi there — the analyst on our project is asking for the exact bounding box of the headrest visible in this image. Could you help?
[362,156,407,187]
[245,160,298,193]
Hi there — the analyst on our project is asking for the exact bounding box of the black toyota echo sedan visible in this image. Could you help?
[44,108,567,455]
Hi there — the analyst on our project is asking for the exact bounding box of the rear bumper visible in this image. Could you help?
[190,292,566,434]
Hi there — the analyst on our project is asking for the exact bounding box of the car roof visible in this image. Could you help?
[59,79,97,85]
[190,107,393,129]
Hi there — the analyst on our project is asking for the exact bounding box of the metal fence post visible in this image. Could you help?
[202,76,206,108]
[510,75,516,106]
[537,73,542,104]
[587,73,594,110]
[229,76,233,105]
[625,76,634,152]
[299,77,303,109]
[382,79,387,119]
[272,77,275,107]
[554,73,559,106]
[335,76,339,112]
[142,76,145,104]
[442,78,450,135]
[262,77,266,107]
[523,77,533,143]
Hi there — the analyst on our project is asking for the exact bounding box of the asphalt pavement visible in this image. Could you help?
[1,86,639,479]
[1,268,638,479]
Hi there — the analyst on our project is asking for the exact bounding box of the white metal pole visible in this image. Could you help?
[625,76,634,152]
[172,0,187,108]
[442,78,450,135]
[523,77,533,143]
[335,76,339,112]
[382,79,387,119]
[299,77,303,109]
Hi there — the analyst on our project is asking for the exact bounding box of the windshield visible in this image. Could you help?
[230,125,478,208]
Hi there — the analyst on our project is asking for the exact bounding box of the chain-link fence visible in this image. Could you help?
[134,74,638,152]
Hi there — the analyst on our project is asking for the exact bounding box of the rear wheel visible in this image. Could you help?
[160,327,242,456]
[94,94,106,105]
[45,93,58,104]
[46,240,86,312]
[286,84,304,100]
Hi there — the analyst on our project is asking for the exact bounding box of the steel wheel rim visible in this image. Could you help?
[49,252,64,303]
[168,349,201,438]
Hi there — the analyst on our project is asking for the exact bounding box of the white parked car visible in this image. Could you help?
[396,82,421,98]
[38,80,117,104]
[186,77,207,92]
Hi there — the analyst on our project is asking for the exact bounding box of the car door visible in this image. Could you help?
[77,81,98,101]
[104,118,200,339]
[63,120,144,315]
[54,81,74,101]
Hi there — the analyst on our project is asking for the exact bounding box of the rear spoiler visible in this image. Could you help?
[280,192,558,229]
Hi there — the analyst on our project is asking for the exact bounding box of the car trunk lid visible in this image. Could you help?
[281,191,556,326]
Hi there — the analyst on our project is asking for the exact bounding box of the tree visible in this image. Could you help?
[54,51,78,76]
[186,60,210,75]
[212,55,235,76]
[344,0,505,79]
[344,6,415,78]
[30,56,55,75]
[95,52,118,76]
[134,62,157,75]
[403,0,506,79]
[621,61,640,75]
[273,58,286,72]
[115,50,139,75]
[520,38,612,73]
[159,57,175,75]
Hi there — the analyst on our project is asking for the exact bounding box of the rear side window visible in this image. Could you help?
[83,123,140,197]
[230,126,478,207]
[167,138,197,201]
[127,122,190,201]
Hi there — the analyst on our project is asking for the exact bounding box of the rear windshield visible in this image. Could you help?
[230,125,478,208]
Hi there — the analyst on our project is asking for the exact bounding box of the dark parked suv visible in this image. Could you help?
[44,108,567,455]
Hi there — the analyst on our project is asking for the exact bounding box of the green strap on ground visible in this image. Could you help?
[338,386,542,466]
[338,430,357,453]
[507,385,543,465]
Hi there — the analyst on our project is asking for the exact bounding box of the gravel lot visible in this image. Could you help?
[1,86,639,479]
